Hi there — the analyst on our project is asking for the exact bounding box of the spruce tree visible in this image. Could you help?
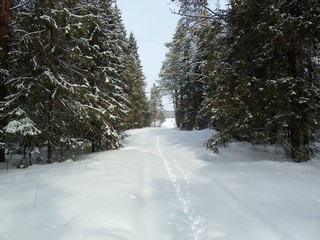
[76,1,129,151]
[4,0,86,162]
[1,0,150,163]
[2,0,130,161]
[204,0,320,162]
[123,32,150,129]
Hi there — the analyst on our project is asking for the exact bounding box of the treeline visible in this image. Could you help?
[0,0,150,164]
[159,0,320,162]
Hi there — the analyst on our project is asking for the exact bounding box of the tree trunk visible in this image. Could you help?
[0,0,9,73]
[0,0,10,162]
[173,88,181,128]
[47,96,54,163]
[290,127,301,162]
[59,141,63,162]
[47,143,53,163]
[98,138,101,151]
[287,47,309,162]
[91,139,95,152]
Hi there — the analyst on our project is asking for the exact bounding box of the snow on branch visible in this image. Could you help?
[4,117,41,136]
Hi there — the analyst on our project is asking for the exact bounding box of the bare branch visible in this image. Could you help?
[170,6,226,20]
[10,0,31,11]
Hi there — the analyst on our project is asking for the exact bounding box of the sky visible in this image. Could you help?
[117,0,180,96]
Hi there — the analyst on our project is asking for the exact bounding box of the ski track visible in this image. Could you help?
[75,141,297,240]
[156,134,296,240]
[157,136,208,240]
[139,149,158,240]
[211,174,297,240]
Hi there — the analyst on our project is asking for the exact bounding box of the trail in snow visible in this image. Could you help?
[211,177,296,240]
[156,132,280,240]
[157,136,208,240]
[1,126,320,240]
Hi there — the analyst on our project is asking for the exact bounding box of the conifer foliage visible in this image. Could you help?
[0,0,150,164]
[159,1,210,130]
[123,32,150,129]
[149,83,165,127]
[162,0,320,162]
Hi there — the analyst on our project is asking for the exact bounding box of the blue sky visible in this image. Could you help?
[117,0,180,95]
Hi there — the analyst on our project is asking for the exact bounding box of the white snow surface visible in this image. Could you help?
[161,118,176,128]
[1,123,320,240]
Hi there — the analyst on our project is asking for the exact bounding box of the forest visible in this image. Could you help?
[1,0,320,165]
[0,0,155,165]
[159,0,320,162]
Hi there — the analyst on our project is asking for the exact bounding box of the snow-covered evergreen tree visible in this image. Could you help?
[159,1,210,130]
[2,0,132,162]
[159,30,182,127]
[204,0,320,162]
[75,1,129,152]
[123,32,150,129]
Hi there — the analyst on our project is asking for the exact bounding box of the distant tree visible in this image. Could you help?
[159,19,191,128]
[159,33,181,127]
[159,4,210,130]
[149,84,165,127]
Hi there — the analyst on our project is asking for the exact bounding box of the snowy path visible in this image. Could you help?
[157,135,208,240]
[1,126,320,240]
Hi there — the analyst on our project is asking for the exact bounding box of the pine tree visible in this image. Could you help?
[159,32,182,127]
[159,1,210,130]
[159,20,188,128]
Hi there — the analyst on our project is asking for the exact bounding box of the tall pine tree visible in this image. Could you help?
[159,1,210,130]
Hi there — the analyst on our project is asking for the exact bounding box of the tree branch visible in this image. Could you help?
[170,6,226,20]
[10,0,31,11]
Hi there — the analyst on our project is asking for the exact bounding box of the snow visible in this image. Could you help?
[161,118,176,128]
[1,123,320,240]
[4,117,41,135]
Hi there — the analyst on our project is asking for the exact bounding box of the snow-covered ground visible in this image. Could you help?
[161,118,176,128]
[1,119,320,240]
